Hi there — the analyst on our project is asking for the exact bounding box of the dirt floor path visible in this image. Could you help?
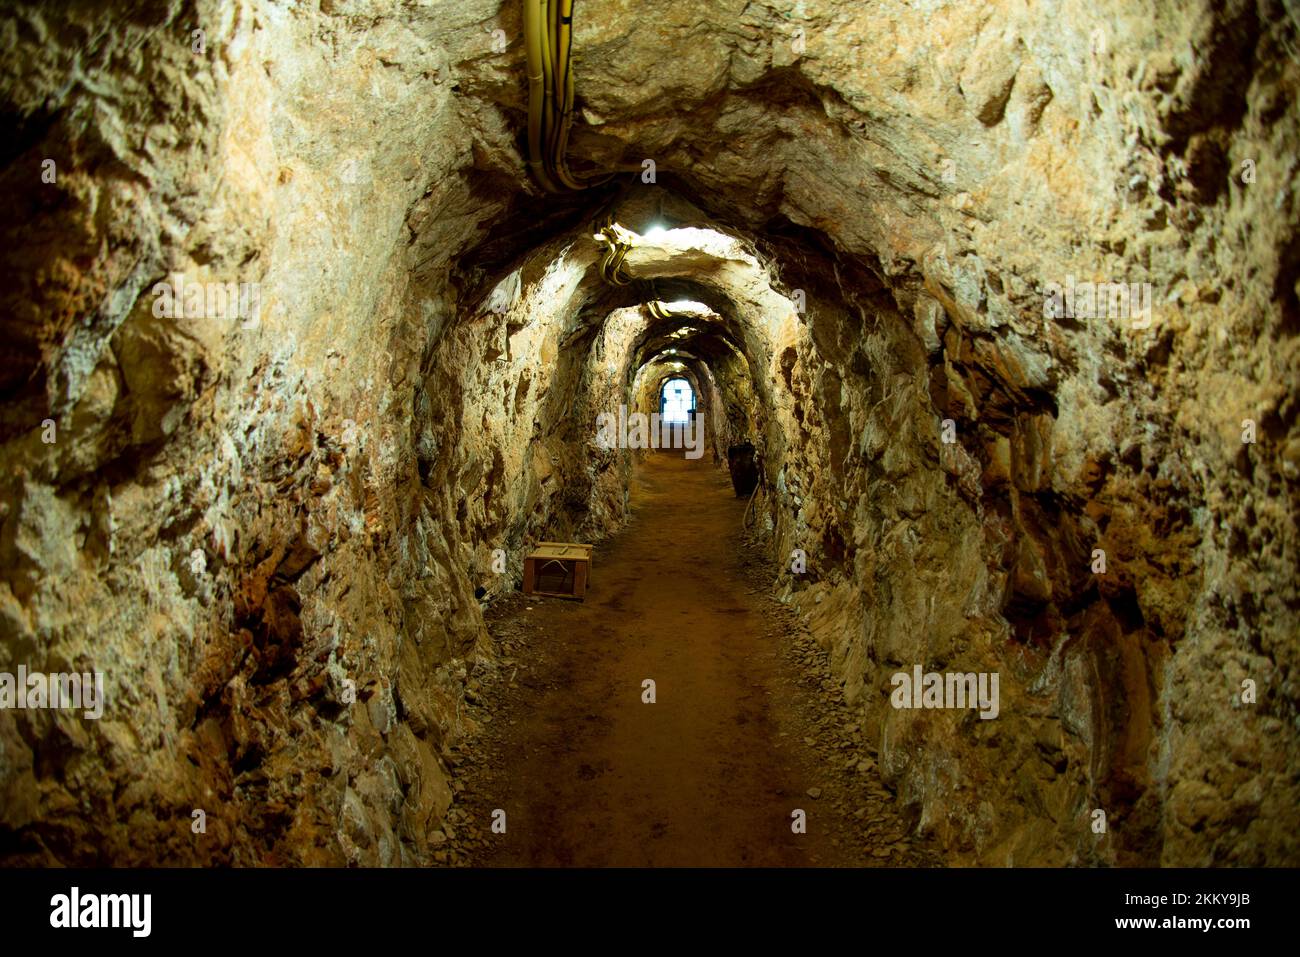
[443,451,939,867]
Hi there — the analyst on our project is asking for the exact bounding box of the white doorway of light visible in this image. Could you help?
[660,377,695,425]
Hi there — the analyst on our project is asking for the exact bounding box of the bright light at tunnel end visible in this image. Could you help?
[593,405,705,459]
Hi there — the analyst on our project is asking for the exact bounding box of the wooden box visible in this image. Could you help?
[523,542,593,600]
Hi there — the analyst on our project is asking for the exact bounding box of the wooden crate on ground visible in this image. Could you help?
[523,542,593,600]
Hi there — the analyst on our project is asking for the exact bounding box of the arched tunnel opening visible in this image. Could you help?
[0,0,1298,906]
[658,377,693,426]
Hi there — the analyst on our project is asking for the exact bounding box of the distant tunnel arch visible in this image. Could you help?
[659,376,695,424]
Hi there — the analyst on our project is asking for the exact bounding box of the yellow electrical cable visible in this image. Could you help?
[539,0,557,179]
[551,0,591,190]
[550,1,577,188]
[595,214,635,284]
[612,245,632,284]
[523,0,623,191]
[524,0,561,192]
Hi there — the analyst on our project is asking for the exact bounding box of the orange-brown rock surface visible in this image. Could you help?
[0,0,1296,866]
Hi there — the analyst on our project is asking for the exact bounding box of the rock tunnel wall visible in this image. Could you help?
[1,0,1297,867]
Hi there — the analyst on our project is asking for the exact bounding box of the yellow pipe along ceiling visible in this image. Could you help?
[523,0,606,192]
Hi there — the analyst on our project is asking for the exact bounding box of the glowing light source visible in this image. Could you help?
[661,377,695,425]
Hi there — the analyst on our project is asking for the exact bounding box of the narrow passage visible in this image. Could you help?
[448,452,937,867]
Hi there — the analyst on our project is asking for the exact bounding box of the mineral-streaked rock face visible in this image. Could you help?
[0,0,1296,866]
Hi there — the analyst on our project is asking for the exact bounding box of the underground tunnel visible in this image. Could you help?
[0,0,1298,884]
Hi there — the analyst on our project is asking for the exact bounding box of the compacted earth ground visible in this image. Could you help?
[439,452,941,867]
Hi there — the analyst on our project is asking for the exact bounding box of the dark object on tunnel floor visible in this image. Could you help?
[523,542,592,600]
[727,442,759,497]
